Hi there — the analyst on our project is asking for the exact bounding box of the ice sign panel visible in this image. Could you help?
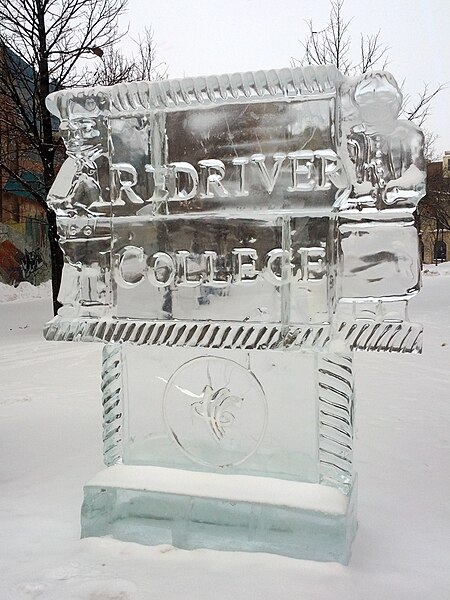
[46,67,425,341]
[44,66,425,563]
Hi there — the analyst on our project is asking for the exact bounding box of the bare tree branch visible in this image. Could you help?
[86,26,167,86]
[292,0,443,161]
[293,0,388,76]
[403,83,447,127]
[421,130,441,163]
[0,0,128,312]
[358,31,389,73]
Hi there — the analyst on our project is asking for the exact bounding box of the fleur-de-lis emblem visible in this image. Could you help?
[192,385,243,441]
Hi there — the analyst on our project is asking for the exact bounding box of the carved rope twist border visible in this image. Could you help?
[318,354,354,491]
[101,343,124,466]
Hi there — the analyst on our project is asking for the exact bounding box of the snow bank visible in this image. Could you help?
[0,276,449,598]
[422,261,450,276]
[0,280,52,303]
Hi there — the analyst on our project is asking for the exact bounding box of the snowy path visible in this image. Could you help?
[0,278,449,600]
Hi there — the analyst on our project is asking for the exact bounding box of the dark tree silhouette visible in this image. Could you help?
[0,0,127,314]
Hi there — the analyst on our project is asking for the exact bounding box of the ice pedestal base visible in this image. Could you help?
[81,465,357,564]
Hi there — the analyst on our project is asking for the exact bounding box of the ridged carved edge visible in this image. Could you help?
[318,354,354,492]
[47,65,342,118]
[334,320,423,353]
[45,317,331,350]
[44,316,422,353]
[109,66,341,113]
[101,344,124,466]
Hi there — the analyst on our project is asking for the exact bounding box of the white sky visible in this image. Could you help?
[123,0,450,156]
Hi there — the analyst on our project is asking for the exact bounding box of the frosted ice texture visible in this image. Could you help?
[44,66,425,562]
[45,66,425,346]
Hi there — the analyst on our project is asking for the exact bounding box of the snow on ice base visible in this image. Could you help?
[81,465,356,564]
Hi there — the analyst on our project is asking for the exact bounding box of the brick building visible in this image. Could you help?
[418,153,450,264]
[0,45,51,285]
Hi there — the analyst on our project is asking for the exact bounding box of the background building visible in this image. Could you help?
[418,153,450,264]
[0,45,51,285]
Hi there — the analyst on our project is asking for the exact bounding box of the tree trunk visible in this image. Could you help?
[46,207,63,315]
[36,0,63,315]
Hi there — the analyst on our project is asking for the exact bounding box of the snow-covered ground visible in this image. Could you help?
[1,270,449,600]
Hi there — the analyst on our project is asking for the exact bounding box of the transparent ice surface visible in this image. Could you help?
[45,67,425,346]
[82,465,358,563]
[44,66,425,562]
[111,346,318,481]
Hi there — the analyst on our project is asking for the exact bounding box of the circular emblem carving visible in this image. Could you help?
[163,356,267,468]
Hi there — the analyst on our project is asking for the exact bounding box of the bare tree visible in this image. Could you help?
[401,82,445,128]
[422,130,441,164]
[87,27,168,87]
[294,0,389,75]
[0,0,127,314]
[293,0,444,158]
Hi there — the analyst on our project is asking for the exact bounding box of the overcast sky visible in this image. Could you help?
[123,0,450,156]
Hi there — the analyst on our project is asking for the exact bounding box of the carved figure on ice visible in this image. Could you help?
[344,71,425,209]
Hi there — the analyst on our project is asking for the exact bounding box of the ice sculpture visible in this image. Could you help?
[44,66,425,564]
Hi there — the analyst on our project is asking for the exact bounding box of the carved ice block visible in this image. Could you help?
[45,66,425,563]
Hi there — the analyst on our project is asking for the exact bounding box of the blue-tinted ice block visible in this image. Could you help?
[81,465,357,564]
